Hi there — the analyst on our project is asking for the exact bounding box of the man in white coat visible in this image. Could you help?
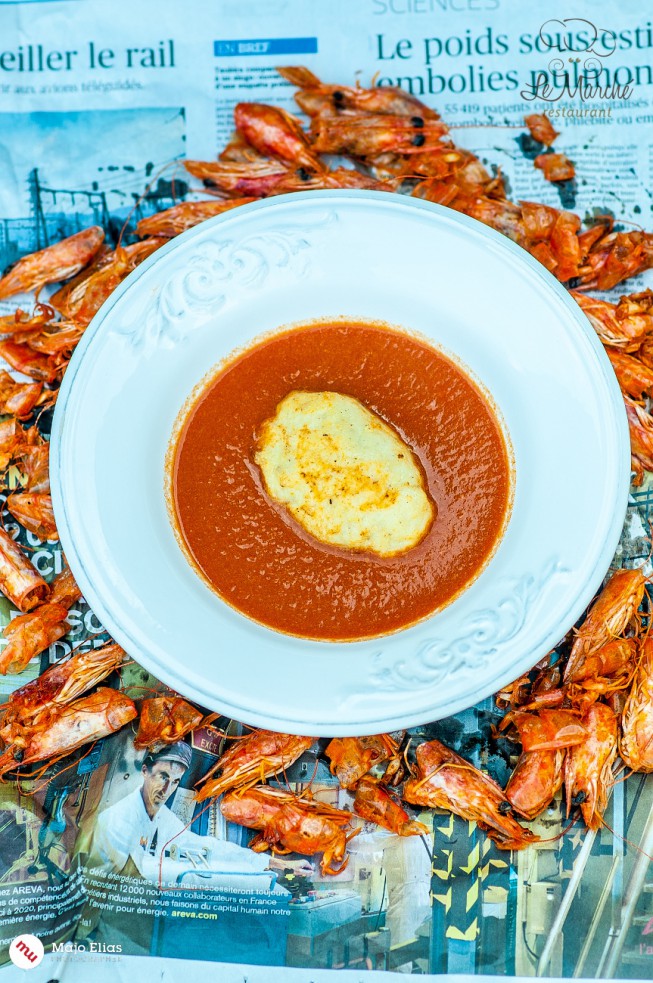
[91,741,313,880]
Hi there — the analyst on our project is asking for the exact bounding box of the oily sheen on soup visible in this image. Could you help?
[170,321,512,642]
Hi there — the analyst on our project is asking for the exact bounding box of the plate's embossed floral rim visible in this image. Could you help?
[113,211,337,351]
[50,191,630,734]
[371,559,570,690]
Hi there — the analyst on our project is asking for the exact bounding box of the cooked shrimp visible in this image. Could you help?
[354,776,429,835]
[0,642,125,741]
[564,702,617,829]
[506,749,565,820]
[136,198,257,238]
[0,341,63,383]
[196,730,315,801]
[0,372,43,420]
[605,348,653,399]
[403,740,537,850]
[325,734,398,789]
[571,290,653,351]
[0,227,105,300]
[221,785,357,875]
[278,65,440,120]
[0,527,49,612]
[0,688,137,777]
[0,603,69,676]
[6,493,57,541]
[0,566,80,675]
[55,240,165,325]
[234,102,322,171]
[567,568,646,675]
[620,637,653,772]
[185,159,292,197]
[504,709,588,752]
[564,637,636,687]
[134,696,204,750]
[310,113,448,158]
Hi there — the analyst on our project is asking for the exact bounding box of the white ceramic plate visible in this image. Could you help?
[51,191,630,736]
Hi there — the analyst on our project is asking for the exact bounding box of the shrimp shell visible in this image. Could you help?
[571,290,653,351]
[354,776,429,836]
[0,227,104,300]
[605,348,653,400]
[506,749,565,820]
[0,603,69,676]
[0,687,137,777]
[0,642,126,740]
[524,114,559,147]
[564,702,617,829]
[195,729,315,801]
[620,637,653,772]
[566,568,646,676]
[136,198,256,238]
[220,785,357,876]
[0,527,48,612]
[134,696,203,750]
[403,740,537,850]
[6,493,58,541]
[234,102,321,171]
[534,153,575,183]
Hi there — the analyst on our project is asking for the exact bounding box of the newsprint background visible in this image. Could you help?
[1,0,653,981]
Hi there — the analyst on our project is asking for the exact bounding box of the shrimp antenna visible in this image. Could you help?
[118,159,181,247]
[599,814,653,864]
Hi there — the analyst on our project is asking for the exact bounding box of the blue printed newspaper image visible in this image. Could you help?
[0,108,186,271]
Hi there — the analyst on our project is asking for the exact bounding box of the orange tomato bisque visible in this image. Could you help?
[171,321,512,641]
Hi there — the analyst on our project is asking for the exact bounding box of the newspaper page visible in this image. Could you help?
[0,0,653,980]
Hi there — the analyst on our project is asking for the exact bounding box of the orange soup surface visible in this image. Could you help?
[171,322,512,641]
